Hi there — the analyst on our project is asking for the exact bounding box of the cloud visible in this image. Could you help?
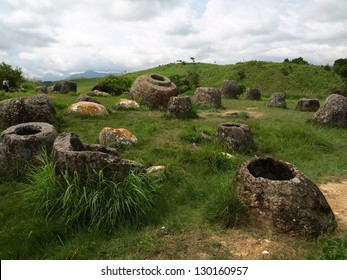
[0,0,346,80]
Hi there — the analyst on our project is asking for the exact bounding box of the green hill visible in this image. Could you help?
[126,61,345,99]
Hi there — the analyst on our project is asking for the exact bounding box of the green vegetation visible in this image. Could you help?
[21,152,162,232]
[125,60,345,98]
[0,62,24,87]
[98,74,132,95]
[1,60,347,260]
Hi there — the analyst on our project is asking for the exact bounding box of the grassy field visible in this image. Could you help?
[0,62,347,260]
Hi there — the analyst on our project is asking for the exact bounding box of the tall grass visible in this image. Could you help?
[21,152,162,232]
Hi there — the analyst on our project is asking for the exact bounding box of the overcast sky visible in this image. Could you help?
[1,0,347,80]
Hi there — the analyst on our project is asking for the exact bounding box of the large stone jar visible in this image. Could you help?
[216,123,255,153]
[130,74,178,109]
[0,94,57,128]
[235,157,336,237]
[193,87,221,108]
[220,80,238,99]
[166,96,194,119]
[0,122,58,177]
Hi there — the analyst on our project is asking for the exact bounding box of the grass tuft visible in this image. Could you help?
[21,152,163,232]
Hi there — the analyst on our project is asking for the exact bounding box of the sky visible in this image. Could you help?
[1,0,347,80]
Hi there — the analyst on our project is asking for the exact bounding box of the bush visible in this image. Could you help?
[0,62,24,87]
[21,152,162,232]
[99,74,132,96]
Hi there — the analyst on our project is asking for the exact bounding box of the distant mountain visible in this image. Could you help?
[68,70,120,79]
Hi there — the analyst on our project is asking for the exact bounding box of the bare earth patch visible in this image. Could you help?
[199,108,265,119]
[319,180,347,230]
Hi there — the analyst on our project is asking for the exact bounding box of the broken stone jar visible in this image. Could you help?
[235,157,336,237]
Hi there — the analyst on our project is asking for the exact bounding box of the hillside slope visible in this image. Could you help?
[127,61,345,98]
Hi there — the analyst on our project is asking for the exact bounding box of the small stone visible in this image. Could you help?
[146,165,165,174]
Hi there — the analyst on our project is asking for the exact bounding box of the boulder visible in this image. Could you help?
[221,80,238,99]
[98,127,138,148]
[235,157,336,237]
[51,132,143,182]
[193,87,221,108]
[67,101,108,115]
[130,74,178,109]
[296,98,320,112]
[0,94,57,128]
[313,94,347,127]
[91,83,111,93]
[76,94,100,104]
[266,93,286,108]
[60,80,77,93]
[0,122,58,177]
[246,88,261,100]
[216,123,255,153]
[166,96,194,119]
[115,99,140,110]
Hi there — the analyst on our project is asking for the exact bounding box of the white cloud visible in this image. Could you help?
[0,0,346,80]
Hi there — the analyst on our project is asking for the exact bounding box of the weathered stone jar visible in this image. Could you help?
[193,87,221,108]
[246,88,261,100]
[130,74,178,109]
[216,123,255,153]
[220,80,238,99]
[51,132,143,183]
[266,93,286,108]
[0,94,57,128]
[166,96,194,119]
[296,98,320,112]
[0,122,58,177]
[235,157,336,237]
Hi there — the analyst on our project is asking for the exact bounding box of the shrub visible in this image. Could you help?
[0,62,24,87]
[21,152,162,232]
[99,74,132,95]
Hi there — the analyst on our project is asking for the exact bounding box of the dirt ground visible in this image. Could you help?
[319,180,347,229]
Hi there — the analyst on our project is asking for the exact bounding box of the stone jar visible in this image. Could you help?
[0,122,58,177]
[166,96,194,119]
[130,74,178,109]
[220,80,238,99]
[193,87,221,108]
[235,157,336,237]
[296,98,320,112]
[51,132,143,183]
[246,88,261,100]
[216,123,255,153]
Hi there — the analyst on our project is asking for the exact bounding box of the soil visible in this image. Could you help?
[199,108,265,119]
[319,180,347,229]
